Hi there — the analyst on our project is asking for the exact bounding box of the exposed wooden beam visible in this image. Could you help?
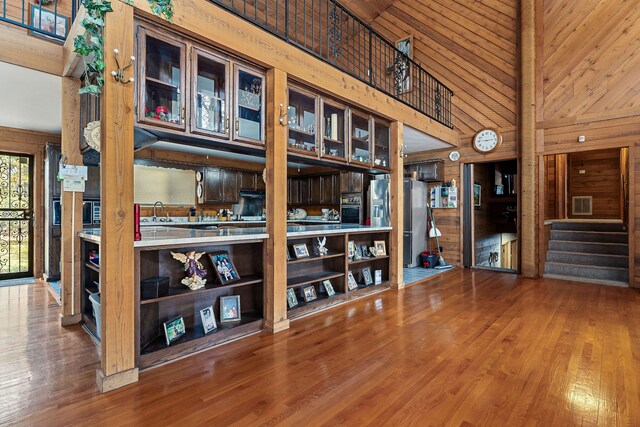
[97,1,138,392]
[60,77,83,326]
[0,25,63,75]
[264,67,290,333]
[389,121,404,289]
[62,7,87,77]
[520,0,537,277]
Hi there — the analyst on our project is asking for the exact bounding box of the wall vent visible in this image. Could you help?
[572,196,593,215]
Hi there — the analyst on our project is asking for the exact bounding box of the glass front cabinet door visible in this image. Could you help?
[320,99,347,162]
[350,110,372,165]
[373,119,390,169]
[138,27,186,130]
[234,65,265,145]
[287,86,318,155]
[191,48,230,138]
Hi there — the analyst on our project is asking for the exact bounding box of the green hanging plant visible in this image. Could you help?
[74,0,174,96]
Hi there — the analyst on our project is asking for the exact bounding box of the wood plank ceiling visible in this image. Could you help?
[342,0,519,136]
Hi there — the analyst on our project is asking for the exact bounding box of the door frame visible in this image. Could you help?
[0,152,35,279]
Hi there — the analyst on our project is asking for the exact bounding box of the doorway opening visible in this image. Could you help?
[0,153,34,281]
[463,159,518,273]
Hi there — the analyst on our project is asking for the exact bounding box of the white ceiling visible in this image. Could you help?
[403,125,453,153]
[0,61,62,133]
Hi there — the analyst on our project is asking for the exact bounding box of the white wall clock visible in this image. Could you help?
[449,151,460,162]
[472,129,502,154]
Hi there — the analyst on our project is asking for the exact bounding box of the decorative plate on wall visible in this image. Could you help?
[83,121,100,152]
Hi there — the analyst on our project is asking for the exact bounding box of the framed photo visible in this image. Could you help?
[286,246,292,261]
[322,280,336,297]
[292,243,310,259]
[209,251,241,285]
[362,267,373,286]
[302,285,317,302]
[286,288,298,308]
[374,270,382,285]
[369,246,379,257]
[347,271,358,291]
[200,306,217,335]
[347,241,356,260]
[163,316,186,346]
[360,244,370,259]
[474,184,482,207]
[220,295,241,323]
[29,5,69,41]
[374,240,387,256]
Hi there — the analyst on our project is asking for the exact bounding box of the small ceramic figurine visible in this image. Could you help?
[171,251,207,290]
[316,237,328,256]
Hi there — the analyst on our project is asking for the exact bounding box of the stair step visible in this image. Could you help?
[550,230,627,243]
[544,262,628,283]
[551,222,626,232]
[549,240,628,255]
[546,251,628,268]
[543,274,628,288]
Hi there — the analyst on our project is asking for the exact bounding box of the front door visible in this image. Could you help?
[0,153,33,279]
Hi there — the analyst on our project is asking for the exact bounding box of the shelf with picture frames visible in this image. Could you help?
[285,229,391,320]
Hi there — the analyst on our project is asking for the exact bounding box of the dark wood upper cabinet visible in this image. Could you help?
[309,176,322,205]
[238,171,257,191]
[221,170,239,203]
[320,99,347,162]
[137,26,187,131]
[298,177,310,204]
[341,172,363,194]
[84,167,101,199]
[201,168,223,203]
[287,86,318,156]
[288,178,299,205]
[320,175,333,205]
[190,47,230,139]
[350,110,372,166]
[256,171,266,191]
[373,118,391,169]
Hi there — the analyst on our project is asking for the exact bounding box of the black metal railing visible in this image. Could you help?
[211,0,454,128]
[0,0,79,42]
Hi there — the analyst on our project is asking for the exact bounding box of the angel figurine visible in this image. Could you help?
[171,251,207,290]
[316,236,328,256]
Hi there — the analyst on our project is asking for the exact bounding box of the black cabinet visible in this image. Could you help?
[341,172,363,193]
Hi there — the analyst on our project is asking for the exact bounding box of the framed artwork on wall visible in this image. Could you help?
[474,184,482,207]
[29,5,69,41]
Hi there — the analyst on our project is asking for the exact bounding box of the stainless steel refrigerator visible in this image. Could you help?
[403,179,429,267]
[368,178,390,227]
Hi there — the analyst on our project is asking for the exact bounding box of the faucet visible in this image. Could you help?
[152,201,164,222]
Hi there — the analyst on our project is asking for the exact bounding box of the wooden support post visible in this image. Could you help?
[390,122,404,289]
[96,1,138,392]
[520,0,537,277]
[60,77,83,326]
[264,68,290,333]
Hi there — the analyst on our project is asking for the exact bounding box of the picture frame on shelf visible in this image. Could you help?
[302,285,317,302]
[474,184,482,207]
[369,246,379,257]
[286,246,292,261]
[292,243,310,259]
[347,271,358,291]
[163,316,186,346]
[200,306,217,335]
[286,288,298,308]
[347,241,356,260]
[374,270,383,285]
[209,251,241,285]
[374,240,387,256]
[360,244,371,259]
[362,267,373,286]
[220,295,241,323]
[29,5,69,41]
[322,280,336,297]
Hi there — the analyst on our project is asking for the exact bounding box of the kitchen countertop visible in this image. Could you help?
[286,224,392,237]
[79,226,269,248]
[139,217,340,226]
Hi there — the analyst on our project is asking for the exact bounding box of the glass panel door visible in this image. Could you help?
[321,100,347,161]
[192,48,229,138]
[0,153,32,279]
[350,111,371,165]
[139,28,186,130]
[287,87,318,155]
[374,120,390,169]
[234,65,265,144]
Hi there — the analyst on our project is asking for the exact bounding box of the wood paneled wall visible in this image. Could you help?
[568,148,621,219]
[368,0,518,136]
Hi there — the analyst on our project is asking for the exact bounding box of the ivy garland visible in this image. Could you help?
[74,0,174,96]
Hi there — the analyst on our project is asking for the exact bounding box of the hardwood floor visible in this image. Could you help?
[3,270,640,426]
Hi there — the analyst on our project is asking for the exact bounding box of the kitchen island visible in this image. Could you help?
[78,223,392,368]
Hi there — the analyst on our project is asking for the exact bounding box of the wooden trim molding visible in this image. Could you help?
[389,122,404,289]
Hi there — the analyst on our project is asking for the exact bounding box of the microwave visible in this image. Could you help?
[52,200,99,226]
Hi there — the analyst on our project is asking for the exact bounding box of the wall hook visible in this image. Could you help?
[400,144,407,158]
[111,48,135,84]
[278,104,288,126]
